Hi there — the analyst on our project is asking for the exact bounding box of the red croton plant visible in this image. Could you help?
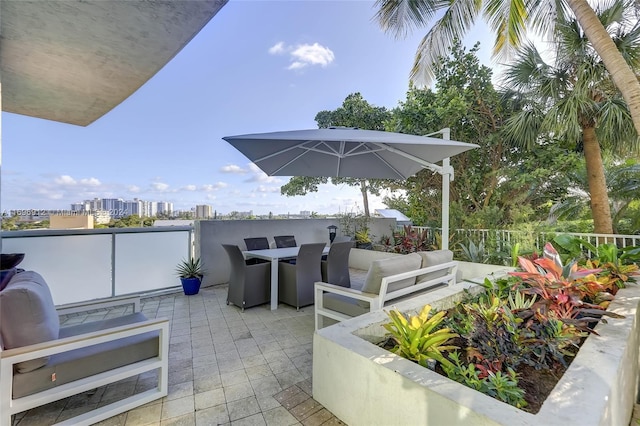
[510,242,628,334]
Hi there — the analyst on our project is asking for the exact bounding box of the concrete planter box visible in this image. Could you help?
[313,278,640,426]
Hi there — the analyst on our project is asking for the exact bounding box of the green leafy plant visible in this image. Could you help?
[176,257,203,279]
[442,352,527,408]
[383,304,459,369]
[458,240,489,263]
[354,227,371,244]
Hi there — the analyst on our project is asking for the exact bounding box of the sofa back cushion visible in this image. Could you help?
[0,271,60,373]
[360,253,422,307]
[416,250,454,284]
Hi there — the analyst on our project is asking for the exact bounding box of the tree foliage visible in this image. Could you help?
[386,41,581,228]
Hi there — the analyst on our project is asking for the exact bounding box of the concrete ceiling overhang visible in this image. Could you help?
[0,0,227,126]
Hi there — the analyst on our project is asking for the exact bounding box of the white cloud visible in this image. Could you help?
[79,177,101,186]
[128,185,140,193]
[270,41,335,71]
[288,43,334,69]
[152,182,169,191]
[221,164,246,174]
[202,182,227,192]
[254,185,280,193]
[268,41,285,55]
[55,175,77,185]
[246,163,282,183]
[183,184,197,191]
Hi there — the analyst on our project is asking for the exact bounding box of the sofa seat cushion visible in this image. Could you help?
[323,293,369,318]
[12,313,159,399]
[0,271,60,373]
[416,250,454,284]
[359,253,422,308]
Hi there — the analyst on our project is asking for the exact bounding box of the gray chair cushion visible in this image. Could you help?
[416,250,454,284]
[12,312,159,398]
[0,271,60,373]
[323,293,369,317]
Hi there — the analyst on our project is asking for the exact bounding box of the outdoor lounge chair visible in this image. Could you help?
[278,243,325,310]
[222,244,271,311]
[321,241,354,287]
[0,271,169,426]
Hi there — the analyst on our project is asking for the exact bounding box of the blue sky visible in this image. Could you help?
[1,0,498,216]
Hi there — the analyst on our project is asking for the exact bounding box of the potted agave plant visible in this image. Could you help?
[176,257,204,295]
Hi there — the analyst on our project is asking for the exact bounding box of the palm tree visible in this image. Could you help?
[549,160,640,233]
[501,0,640,234]
[374,0,640,136]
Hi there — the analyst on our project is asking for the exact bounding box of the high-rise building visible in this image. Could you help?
[156,201,174,217]
[124,199,142,217]
[195,204,213,219]
[102,198,125,218]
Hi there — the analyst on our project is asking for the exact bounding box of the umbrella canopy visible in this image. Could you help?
[223,128,478,180]
[223,128,479,251]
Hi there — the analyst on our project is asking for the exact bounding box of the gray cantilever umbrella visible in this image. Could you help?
[223,127,479,249]
[223,127,477,180]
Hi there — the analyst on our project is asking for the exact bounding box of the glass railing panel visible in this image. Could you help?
[3,234,112,305]
[114,230,191,295]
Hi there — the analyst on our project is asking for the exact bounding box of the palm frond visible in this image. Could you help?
[409,0,482,84]
[501,106,545,149]
[596,98,640,155]
[501,42,549,90]
[374,0,444,39]
[483,0,528,59]
[528,0,568,42]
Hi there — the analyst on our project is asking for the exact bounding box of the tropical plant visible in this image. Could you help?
[458,240,488,263]
[549,160,640,233]
[385,239,631,411]
[374,0,640,137]
[175,257,203,279]
[383,304,459,369]
[442,352,527,408]
[381,225,430,253]
[510,243,625,332]
[551,234,640,293]
[354,227,372,244]
[502,0,640,234]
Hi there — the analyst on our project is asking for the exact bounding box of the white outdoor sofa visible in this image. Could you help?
[315,250,458,330]
[0,271,169,426]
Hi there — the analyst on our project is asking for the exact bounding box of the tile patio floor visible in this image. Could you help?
[11,285,345,426]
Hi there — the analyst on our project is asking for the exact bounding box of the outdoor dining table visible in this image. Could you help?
[243,245,329,310]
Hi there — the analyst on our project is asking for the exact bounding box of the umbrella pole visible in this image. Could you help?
[426,128,452,251]
[442,157,450,251]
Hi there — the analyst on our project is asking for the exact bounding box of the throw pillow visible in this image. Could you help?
[359,253,422,307]
[0,271,60,373]
[416,250,454,284]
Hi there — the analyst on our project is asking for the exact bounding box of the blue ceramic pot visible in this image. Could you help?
[180,277,201,295]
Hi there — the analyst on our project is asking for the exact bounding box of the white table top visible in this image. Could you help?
[243,245,328,260]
